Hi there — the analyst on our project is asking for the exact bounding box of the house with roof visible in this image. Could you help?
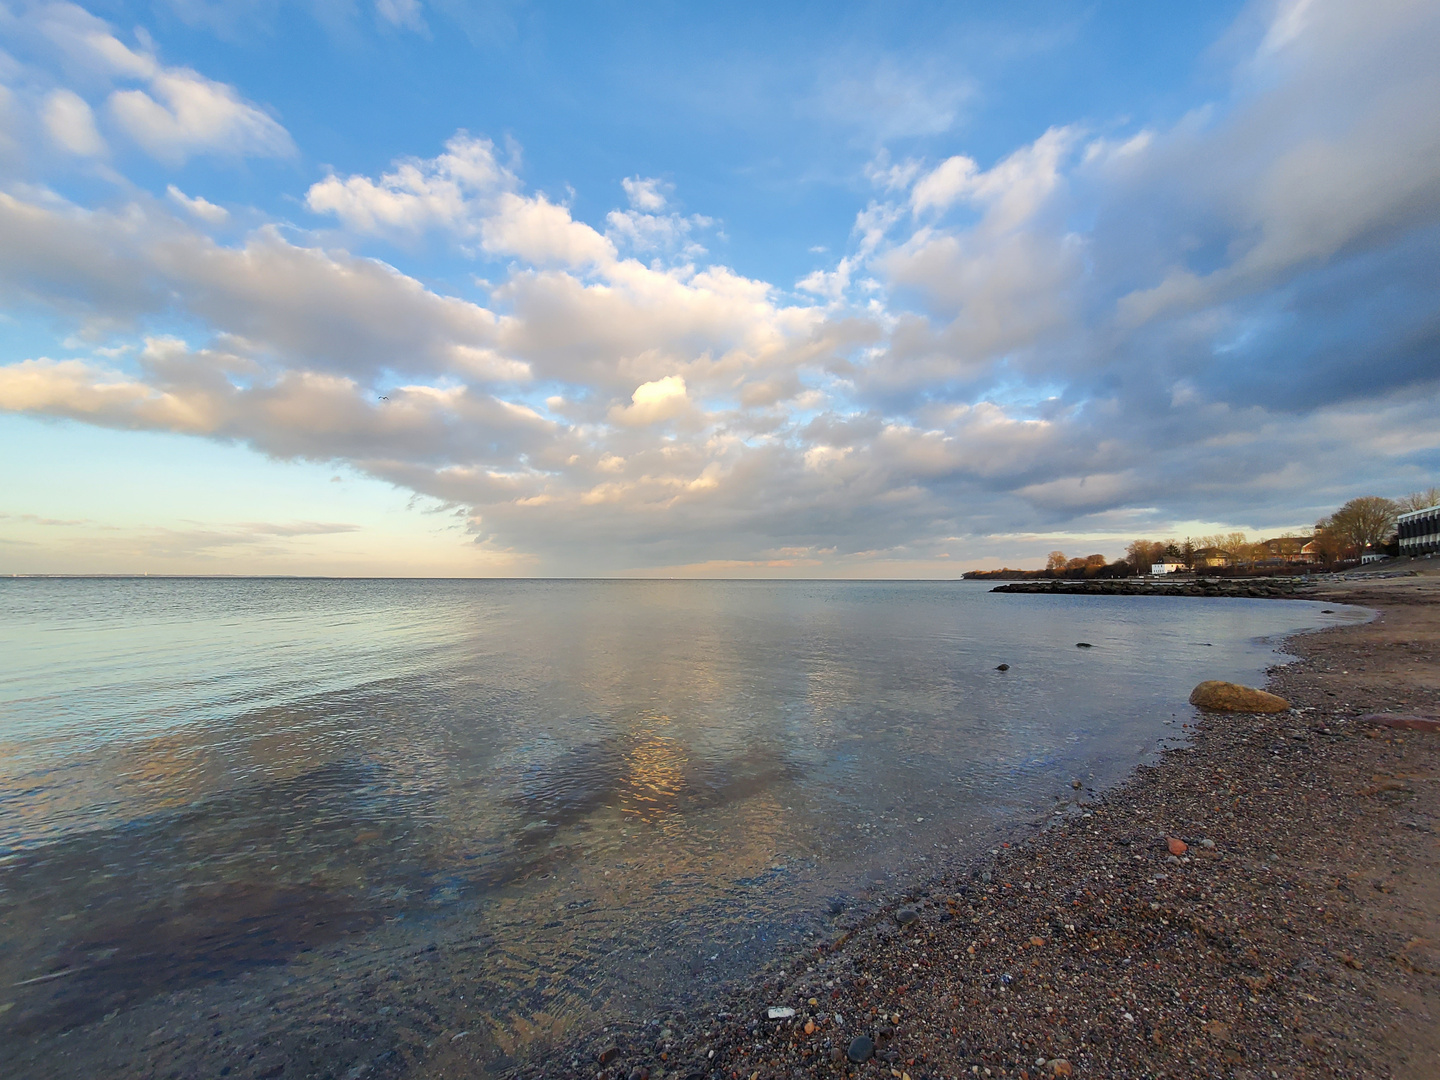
[1259,536,1312,562]
[1191,546,1232,568]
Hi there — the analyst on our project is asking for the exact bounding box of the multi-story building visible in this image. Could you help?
[1397,504,1440,557]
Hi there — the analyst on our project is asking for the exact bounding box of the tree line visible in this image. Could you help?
[964,486,1437,580]
[1121,487,1439,572]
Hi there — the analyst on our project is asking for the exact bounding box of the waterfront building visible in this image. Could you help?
[1397,504,1440,556]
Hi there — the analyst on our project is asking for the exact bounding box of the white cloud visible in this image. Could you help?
[797,256,854,302]
[306,134,621,268]
[306,132,513,235]
[42,89,104,155]
[622,176,668,212]
[166,184,228,224]
[909,154,977,215]
[605,205,712,257]
[910,126,1076,230]
[109,68,293,164]
[481,192,616,268]
[27,3,294,164]
[609,374,691,426]
[0,192,512,378]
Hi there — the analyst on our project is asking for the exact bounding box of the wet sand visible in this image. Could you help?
[539,574,1440,1080]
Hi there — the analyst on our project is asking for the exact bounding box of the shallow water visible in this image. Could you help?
[0,578,1363,1074]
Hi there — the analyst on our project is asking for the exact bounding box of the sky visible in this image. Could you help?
[1,0,1437,577]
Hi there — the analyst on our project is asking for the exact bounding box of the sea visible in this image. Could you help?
[0,578,1364,1076]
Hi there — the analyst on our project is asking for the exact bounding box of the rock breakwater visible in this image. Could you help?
[991,578,1310,599]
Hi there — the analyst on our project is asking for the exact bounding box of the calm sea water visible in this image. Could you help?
[0,578,1362,1075]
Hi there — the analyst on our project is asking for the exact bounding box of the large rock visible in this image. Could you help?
[1188,680,1290,713]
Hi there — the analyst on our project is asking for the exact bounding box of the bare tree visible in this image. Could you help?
[1325,496,1399,553]
[1046,551,1067,572]
[1126,539,1168,570]
[1397,487,1440,512]
[1193,531,1249,555]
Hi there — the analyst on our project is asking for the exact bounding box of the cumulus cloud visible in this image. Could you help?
[305,132,514,235]
[108,68,292,163]
[42,88,104,155]
[622,176,668,212]
[21,2,294,163]
[481,191,616,268]
[0,192,515,378]
[609,375,692,426]
[605,182,713,258]
[3,0,1440,574]
[307,134,625,268]
[166,184,227,223]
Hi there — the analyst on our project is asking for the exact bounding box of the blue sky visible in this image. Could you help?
[1,0,1438,575]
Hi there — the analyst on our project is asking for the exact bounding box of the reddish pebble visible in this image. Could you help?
[1167,837,1188,856]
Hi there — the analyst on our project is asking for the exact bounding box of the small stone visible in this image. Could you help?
[1167,837,1188,856]
[895,907,919,926]
[847,1035,875,1063]
[1165,854,1180,866]
[996,663,1010,671]
[1200,838,1215,849]
[803,1021,816,1035]
[1045,1060,1073,1077]
[1188,681,1289,713]
[807,997,818,1006]
[767,1007,795,1020]
[1029,936,1046,947]
[1071,779,1083,790]
[628,1070,648,1080]
[598,1046,620,1065]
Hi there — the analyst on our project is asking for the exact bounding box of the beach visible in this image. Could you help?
[536,573,1440,1080]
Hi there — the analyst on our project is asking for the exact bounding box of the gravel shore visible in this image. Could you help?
[532,574,1440,1080]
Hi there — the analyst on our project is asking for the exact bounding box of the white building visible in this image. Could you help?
[1397,504,1440,557]
[1150,560,1186,575]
